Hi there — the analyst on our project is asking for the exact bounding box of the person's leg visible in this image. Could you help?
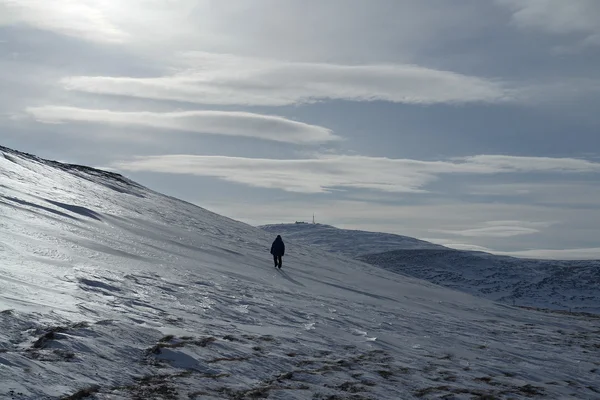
[277,255,282,268]
[273,254,278,267]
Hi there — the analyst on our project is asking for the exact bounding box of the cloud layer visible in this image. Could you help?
[498,0,600,47]
[0,0,128,43]
[26,106,339,145]
[111,154,600,194]
[62,53,512,106]
[3,1,600,259]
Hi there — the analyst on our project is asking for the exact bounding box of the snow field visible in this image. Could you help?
[0,146,599,399]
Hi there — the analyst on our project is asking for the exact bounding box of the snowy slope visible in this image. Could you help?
[360,249,600,314]
[262,223,600,314]
[1,145,599,399]
[260,223,445,258]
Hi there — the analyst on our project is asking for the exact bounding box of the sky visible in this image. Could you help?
[1,0,600,259]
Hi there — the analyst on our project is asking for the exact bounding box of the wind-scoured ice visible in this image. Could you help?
[1,146,599,399]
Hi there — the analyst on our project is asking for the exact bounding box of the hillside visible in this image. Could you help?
[1,145,599,399]
[262,223,600,314]
[360,249,600,314]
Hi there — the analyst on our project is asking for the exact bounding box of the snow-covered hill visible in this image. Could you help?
[360,249,600,314]
[1,145,600,399]
[262,223,600,314]
[260,223,445,258]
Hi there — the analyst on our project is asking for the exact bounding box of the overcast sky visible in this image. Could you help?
[2,0,600,259]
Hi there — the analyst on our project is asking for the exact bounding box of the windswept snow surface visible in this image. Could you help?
[263,223,600,314]
[0,145,599,399]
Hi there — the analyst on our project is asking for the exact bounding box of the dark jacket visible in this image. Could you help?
[270,236,285,256]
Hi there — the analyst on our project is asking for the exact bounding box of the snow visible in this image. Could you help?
[1,145,599,399]
[263,223,600,314]
[361,249,600,314]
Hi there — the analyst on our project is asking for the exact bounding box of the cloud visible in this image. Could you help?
[468,182,600,207]
[495,247,600,260]
[0,1,500,67]
[441,226,540,237]
[25,106,339,145]
[460,155,600,173]
[433,221,547,238]
[498,0,600,48]
[61,52,512,106]
[0,0,128,43]
[110,154,600,194]
[111,155,436,194]
[60,52,600,107]
[419,240,497,253]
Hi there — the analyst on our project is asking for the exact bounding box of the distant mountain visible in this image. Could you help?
[260,223,445,258]
[262,223,600,314]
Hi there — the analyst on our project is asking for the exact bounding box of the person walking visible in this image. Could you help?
[270,235,285,269]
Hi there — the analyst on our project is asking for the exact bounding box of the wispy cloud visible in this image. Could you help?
[468,182,600,206]
[0,0,128,43]
[433,220,554,238]
[113,155,432,194]
[460,155,600,173]
[62,52,512,107]
[436,226,540,238]
[498,0,600,49]
[111,154,600,194]
[26,106,339,145]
